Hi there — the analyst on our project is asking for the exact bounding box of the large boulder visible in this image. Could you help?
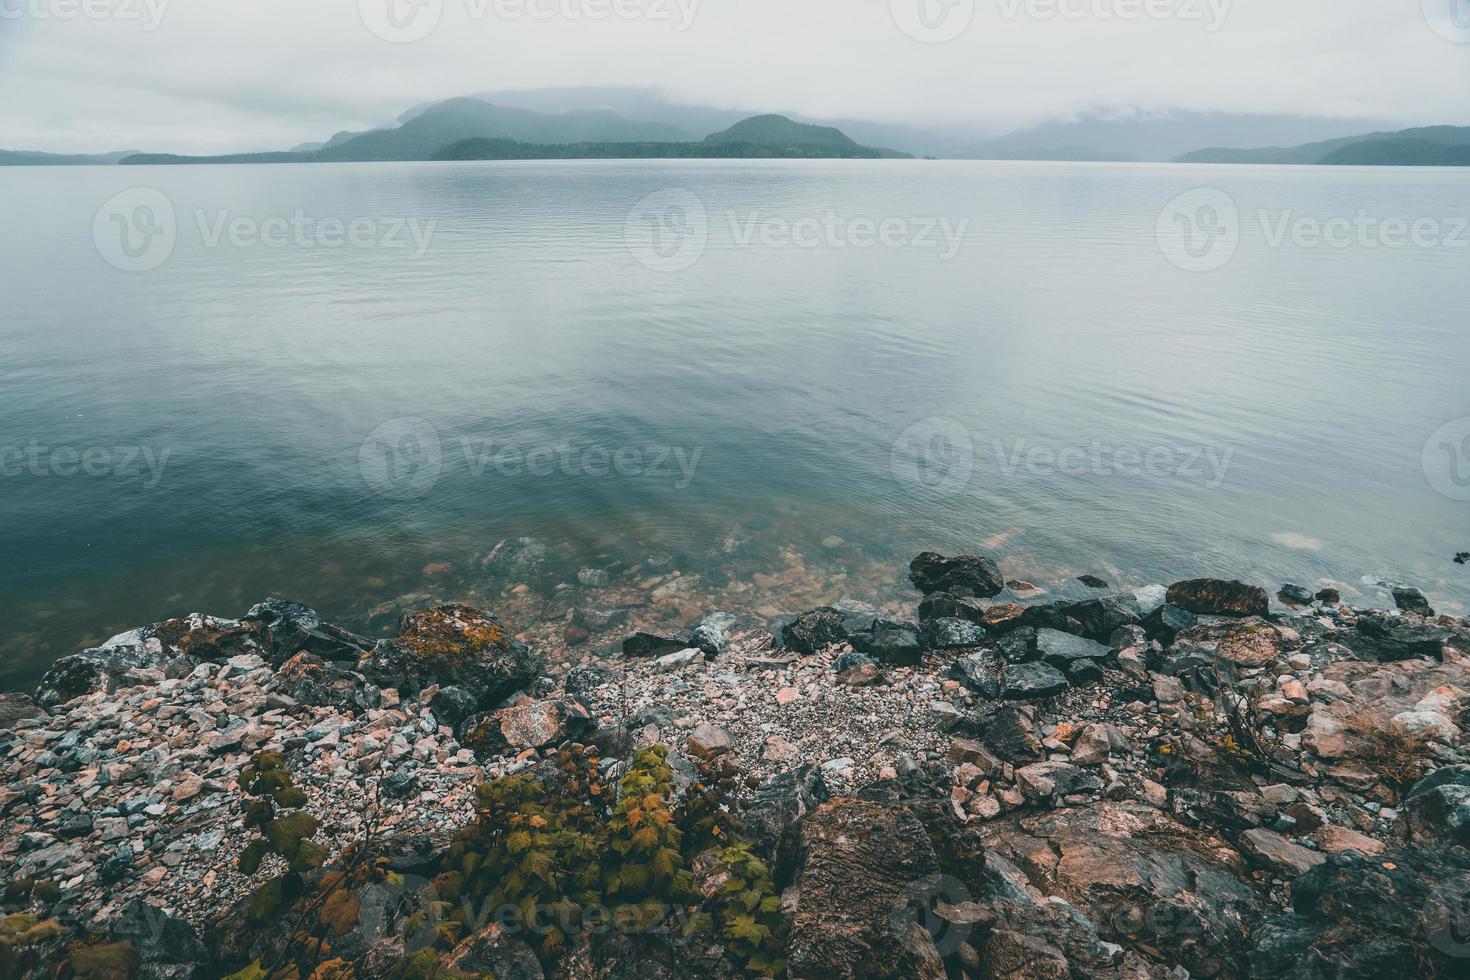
[1166,618,1286,673]
[1000,662,1069,701]
[741,765,830,866]
[1165,579,1270,618]
[275,652,381,714]
[108,900,208,980]
[1403,766,1470,845]
[783,798,947,979]
[358,605,541,708]
[1249,846,1470,979]
[909,553,1005,598]
[850,620,925,666]
[1062,595,1143,642]
[1342,614,1470,663]
[0,692,46,730]
[35,630,171,708]
[782,608,850,655]
[242,598,373,663]
[981,803,1259,979]
[1035,629,1109,670]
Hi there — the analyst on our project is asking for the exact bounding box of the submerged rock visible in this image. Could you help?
[908,552,1005,598]
[1166,578,1270,618]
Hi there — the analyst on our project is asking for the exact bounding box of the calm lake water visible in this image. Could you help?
[2,160,1467,688]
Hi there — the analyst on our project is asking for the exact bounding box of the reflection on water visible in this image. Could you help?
[1,160,1467,687]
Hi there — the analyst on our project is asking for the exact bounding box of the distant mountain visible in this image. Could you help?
[1176,125,1470,165]
[436,122,906,161]
[0,149,140,166]
[314,98,692,162]
[122,151,314,165]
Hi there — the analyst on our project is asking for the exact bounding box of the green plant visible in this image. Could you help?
[57,942,141,979]
[707,843,786,978]
[237,751,327,924]
[2,913,65,980]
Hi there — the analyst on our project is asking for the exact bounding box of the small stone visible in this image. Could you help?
[687,723,733,760]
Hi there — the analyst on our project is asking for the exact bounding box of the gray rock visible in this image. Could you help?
[1000,662,1069,700]
[924,617,988,650]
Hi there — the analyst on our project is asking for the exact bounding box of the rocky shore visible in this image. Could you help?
[3,553,1470,978]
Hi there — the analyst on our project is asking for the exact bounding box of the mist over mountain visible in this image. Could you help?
[0,149,140,166]
[1177,125,1470,165]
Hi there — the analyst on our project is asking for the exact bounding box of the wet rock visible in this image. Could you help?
[978,706,1044,763]
[908,552,1005,598]
[35,631,172,708]
[740,765,829,865]
[1316,587,1342,604]
[835,652,883,687]
[784,798,946,979]
[442,925,544,979]
[981,804,1259,978]
[1143,603,1198,645]
[622,630,690,658]
[849,620,924,666]
[480,536,548,580]
[1343,614,1469,662]
[686,722,733,761]
[948,650,1002,698]
[110,899,208,980]
[1239,827,1325,876]
[381,771,419,799]
[359,605,541,709]
[1000,662,1069,701]
[276,652,380,713]
[494,699,593,750]
[1392,586,1434,617]
[243,598,371,663]
[1166,578,1270,618]
[1165,617,1286,678]
[570,606,629,631]
[1062,594,1142,642]
[1066,658,1105,687]
[1277,584,1314,606]
[1250,846,1470,980]
[1403,766,1470,844]
[0,692,46,730]
[781,608,849,655]
[1036,629,1109,670]
[924,617,988,651]
[1078,575,1110,589]
[428,686,479,730]
[1016,761,1103,801]
[564,663,622,695]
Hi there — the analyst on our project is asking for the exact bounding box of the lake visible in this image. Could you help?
[2,159,1467,689]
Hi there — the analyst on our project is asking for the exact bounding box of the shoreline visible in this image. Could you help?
[3,553,1470,977]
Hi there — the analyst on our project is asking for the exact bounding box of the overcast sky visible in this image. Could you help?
[2,0,1467,153]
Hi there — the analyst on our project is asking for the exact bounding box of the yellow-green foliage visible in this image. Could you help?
[709,843,786,978]
[57,942,141,979]
[237,751,325,923]
[2,913,66,980]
